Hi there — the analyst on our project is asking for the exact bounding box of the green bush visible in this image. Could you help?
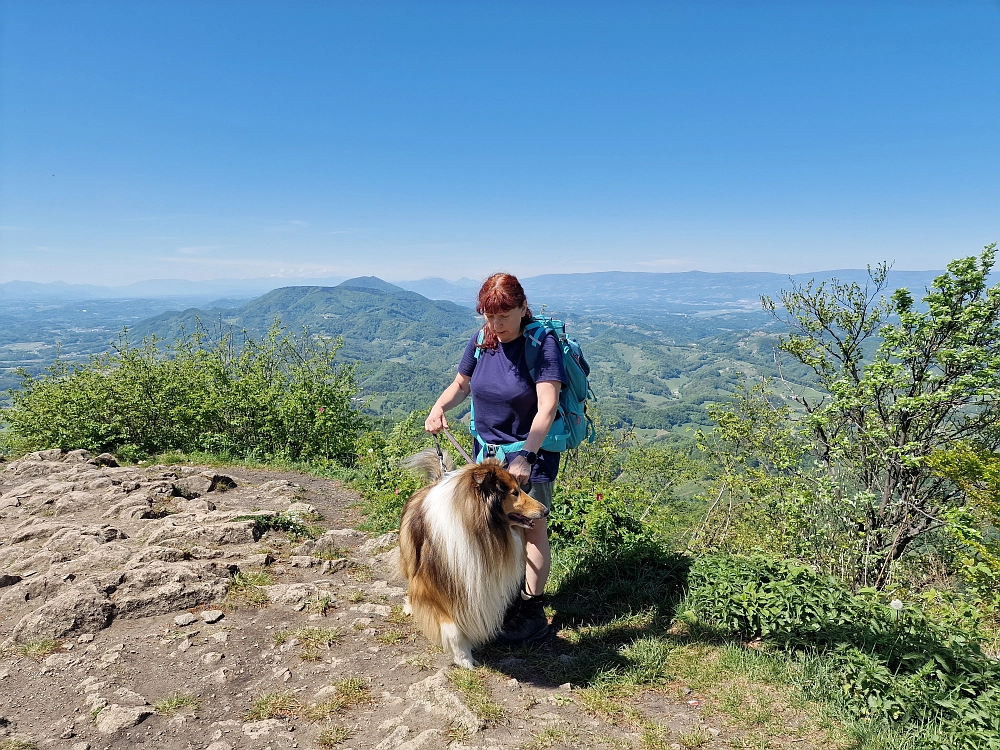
[682,554,1000,748]
[348,411,469,532]
[1,322,366,463]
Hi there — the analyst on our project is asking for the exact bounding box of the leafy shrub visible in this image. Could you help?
[549,423,696,549]
[349,411,453,532]
[1,322,366,463]
[682,553,1000,748]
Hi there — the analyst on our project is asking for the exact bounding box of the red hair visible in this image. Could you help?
[476,273,533,350]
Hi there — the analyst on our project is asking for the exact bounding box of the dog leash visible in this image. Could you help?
[432,427,476,468]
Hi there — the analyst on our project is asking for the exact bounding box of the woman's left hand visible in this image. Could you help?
[507,455,531,485]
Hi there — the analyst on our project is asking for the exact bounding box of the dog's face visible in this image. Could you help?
[470,459,549,529]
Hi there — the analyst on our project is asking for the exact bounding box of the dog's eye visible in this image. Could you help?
[511,489,520,497]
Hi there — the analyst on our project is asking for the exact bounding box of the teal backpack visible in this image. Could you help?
[471,317,596,463]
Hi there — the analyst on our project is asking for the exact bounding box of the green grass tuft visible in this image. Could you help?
[153,692,200,716]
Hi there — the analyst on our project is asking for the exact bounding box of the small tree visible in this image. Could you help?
[761,244,1000,588]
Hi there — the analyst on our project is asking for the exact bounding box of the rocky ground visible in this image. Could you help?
[0,450,727,750]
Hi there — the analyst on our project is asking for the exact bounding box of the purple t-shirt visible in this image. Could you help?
[458,329,567,484]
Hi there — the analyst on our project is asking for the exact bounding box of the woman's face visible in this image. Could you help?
[484,303,527,344]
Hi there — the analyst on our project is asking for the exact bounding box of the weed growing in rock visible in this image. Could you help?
[245,692,301,721]
[447,668,503,724]
[232,512,320,541]
[153,692,200,716]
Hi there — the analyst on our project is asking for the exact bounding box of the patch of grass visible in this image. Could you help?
[347,590,365,603]
[245,692,301,721]
[226,570,273,609]
[153,692,200,716]
[677,728,709,749]
[313,547,349,561]
[522,727,577,748]
[349,565,374,583]
[448,668,504,724]
[407,653,433,671]
[0,740,39,750]
[640,722,673,750]
[307,595,335,616]
[16,639,58,661]
[448,723,473,742]
[375,629,410,645]
[273,627,343,660]
[385,604,409,624]
[233,570,274,587]
[302,678,371,721]
[316,726,352,747]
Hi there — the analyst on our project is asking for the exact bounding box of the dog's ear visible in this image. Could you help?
[470,459,502,486]
[470,464,503,498]
[470,464,494,487]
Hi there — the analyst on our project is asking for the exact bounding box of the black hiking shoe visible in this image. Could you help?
[496,592,549,645]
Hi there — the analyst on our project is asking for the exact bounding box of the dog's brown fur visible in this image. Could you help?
[399,452,548,667]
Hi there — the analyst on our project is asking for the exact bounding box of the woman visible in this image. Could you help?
[425,272,565,645]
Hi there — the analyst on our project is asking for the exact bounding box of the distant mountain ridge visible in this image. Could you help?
[2,269,951,316]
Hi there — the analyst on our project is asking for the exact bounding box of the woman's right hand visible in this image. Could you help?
[425,406,448,434]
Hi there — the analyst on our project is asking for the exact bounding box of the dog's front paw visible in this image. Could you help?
[402,599,412,616]
[453,654,479,669]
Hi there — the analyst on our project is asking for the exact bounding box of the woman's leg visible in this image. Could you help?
[524,520,550,596]
[524,481,554,595]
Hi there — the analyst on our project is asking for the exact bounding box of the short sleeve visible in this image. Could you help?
[458,334,480,377]
[533,332,567,385]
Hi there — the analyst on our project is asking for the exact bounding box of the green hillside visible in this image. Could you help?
[127,277,814,432]
[130,280,482,420]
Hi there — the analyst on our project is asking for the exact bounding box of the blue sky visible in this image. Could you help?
[1,1,998,285]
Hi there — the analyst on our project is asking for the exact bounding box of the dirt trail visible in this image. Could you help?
[0,450,719,750]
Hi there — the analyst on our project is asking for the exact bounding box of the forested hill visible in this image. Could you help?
[130,278,482,417]
[129,276,812,433]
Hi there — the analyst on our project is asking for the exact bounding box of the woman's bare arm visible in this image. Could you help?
[425,372,472,433]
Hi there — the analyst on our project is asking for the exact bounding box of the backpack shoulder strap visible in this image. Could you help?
[473,328,485,360]
[521,319,552,380]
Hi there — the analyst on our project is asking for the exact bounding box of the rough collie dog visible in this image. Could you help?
[399,452,549,668]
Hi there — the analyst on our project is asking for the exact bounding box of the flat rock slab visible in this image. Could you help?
[94,704,152,734]
[200,609,224,623]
